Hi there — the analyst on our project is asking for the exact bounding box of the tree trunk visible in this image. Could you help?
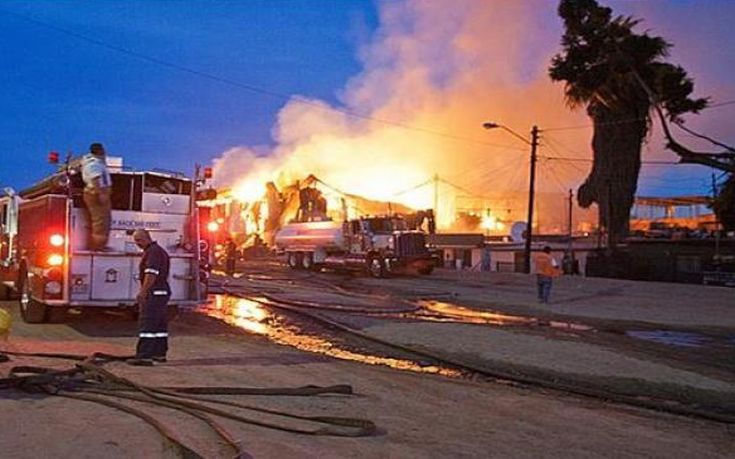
[712,174,735,231]
[577,103,647,246]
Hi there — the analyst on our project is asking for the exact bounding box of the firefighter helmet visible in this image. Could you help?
[90,143,106,155]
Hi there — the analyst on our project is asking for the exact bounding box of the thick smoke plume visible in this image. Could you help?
[211,0,729,232]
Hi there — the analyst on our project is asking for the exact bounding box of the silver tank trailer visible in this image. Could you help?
[274,220,345,252]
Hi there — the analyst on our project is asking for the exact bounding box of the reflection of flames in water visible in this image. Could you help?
[416,301,538,325]
[413,301,594,332]
[201,295,461,377]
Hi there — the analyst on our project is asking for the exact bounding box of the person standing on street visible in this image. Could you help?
[81,143,112,250]
[225,237,238,276]
[128,229,171,366]
[533,246,561,304]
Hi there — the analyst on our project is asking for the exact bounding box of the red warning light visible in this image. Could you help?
[48,151,60,164]
[203,167,213,179]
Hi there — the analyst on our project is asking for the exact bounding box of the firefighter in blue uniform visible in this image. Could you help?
[128,229,171,366]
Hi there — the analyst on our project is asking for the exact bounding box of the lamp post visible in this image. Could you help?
[483,122,539,274]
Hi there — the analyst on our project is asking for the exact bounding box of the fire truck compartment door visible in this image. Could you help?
[142,193,190,215]
[90,256,136,300]
[169,256,194,301]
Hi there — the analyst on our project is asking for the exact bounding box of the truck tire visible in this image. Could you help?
[0,283,11,300]
[47,307,69,323]
[287,252,303,270]
[368,256,386,278]
[18,273,48,324]
[302,252,314,270]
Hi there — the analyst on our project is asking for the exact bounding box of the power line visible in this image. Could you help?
[0,7,528,153]
[541,136,682,165]
[538,159,571,194]
[543,100,735,132]
[390,178,434,197]
[543,116,647,132]
[446,151,522,181]
[437,176,492,201]
[543,156,680,165]
[708,100,735,109]
[454,156,526,189]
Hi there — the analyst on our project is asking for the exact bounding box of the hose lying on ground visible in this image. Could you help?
[0,350,377,458]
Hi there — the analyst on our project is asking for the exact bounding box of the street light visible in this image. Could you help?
[483,121,540,274]
[482,122,532,146]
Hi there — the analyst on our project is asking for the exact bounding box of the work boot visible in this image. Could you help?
[126,358,154,366]
[152,356,167,363]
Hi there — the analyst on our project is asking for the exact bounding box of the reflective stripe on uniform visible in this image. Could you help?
[152,290,169,295]
[139,332,169,338]
[144,268,160,275]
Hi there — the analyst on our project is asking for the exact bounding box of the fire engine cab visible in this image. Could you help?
[0,158,203,323]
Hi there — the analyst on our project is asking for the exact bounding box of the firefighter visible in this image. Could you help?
[225,237,237,276]
[81,142,112,250]
[127,229,171,366]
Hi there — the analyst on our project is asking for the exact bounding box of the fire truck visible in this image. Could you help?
[0,158,204,323]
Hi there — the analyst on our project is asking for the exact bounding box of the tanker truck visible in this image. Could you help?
[274,215,437,277]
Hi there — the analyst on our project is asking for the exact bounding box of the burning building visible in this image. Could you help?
[206,2,609,241]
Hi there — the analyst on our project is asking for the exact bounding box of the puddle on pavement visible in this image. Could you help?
[419,301,735,349]
[625,330,735,348]
[198,295,461,377]
[410,301,595,331]
[199,295,733,371]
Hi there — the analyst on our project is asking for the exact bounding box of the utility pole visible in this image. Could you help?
[605,179,613,250]
[712,172,721,260]
[433,173,439,217]
[523,126,539,274]
[481,121,539,274]
[567,189,573,252]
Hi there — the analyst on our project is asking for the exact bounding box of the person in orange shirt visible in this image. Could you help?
[533,246,561,303]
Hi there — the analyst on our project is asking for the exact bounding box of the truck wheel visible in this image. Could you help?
[47,307,69,323]
[18,274,48,324]
[368,257,386,278]
[0,283,11,300]
[287,252,302,269]
[302,253,314,270]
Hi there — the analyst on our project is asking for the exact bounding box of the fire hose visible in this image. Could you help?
[209,278,421,315]
[216,284,735,426]
[0,350,377,458]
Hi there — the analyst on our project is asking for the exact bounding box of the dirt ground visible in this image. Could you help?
[1,264,734,458]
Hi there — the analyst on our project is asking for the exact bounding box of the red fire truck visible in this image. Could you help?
[0,159,205,323]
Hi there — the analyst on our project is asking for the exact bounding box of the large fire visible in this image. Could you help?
[212,1,603,236]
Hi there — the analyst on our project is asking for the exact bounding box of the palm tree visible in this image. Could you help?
[549,0,707,245]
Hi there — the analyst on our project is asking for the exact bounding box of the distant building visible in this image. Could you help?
[631,196,717,234]
[427,233,485,269]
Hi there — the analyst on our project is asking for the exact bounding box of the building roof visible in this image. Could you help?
[635,196,711,207]
[427,233,485,248]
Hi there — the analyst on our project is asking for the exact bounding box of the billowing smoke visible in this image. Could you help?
[211,0,727,232]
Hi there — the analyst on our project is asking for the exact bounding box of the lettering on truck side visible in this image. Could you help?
[111,220,162,230]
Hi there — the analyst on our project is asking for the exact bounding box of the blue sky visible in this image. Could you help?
[0,0,376,188]
[0,0,732,199]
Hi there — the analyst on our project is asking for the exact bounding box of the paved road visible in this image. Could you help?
[1,263,734,457]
